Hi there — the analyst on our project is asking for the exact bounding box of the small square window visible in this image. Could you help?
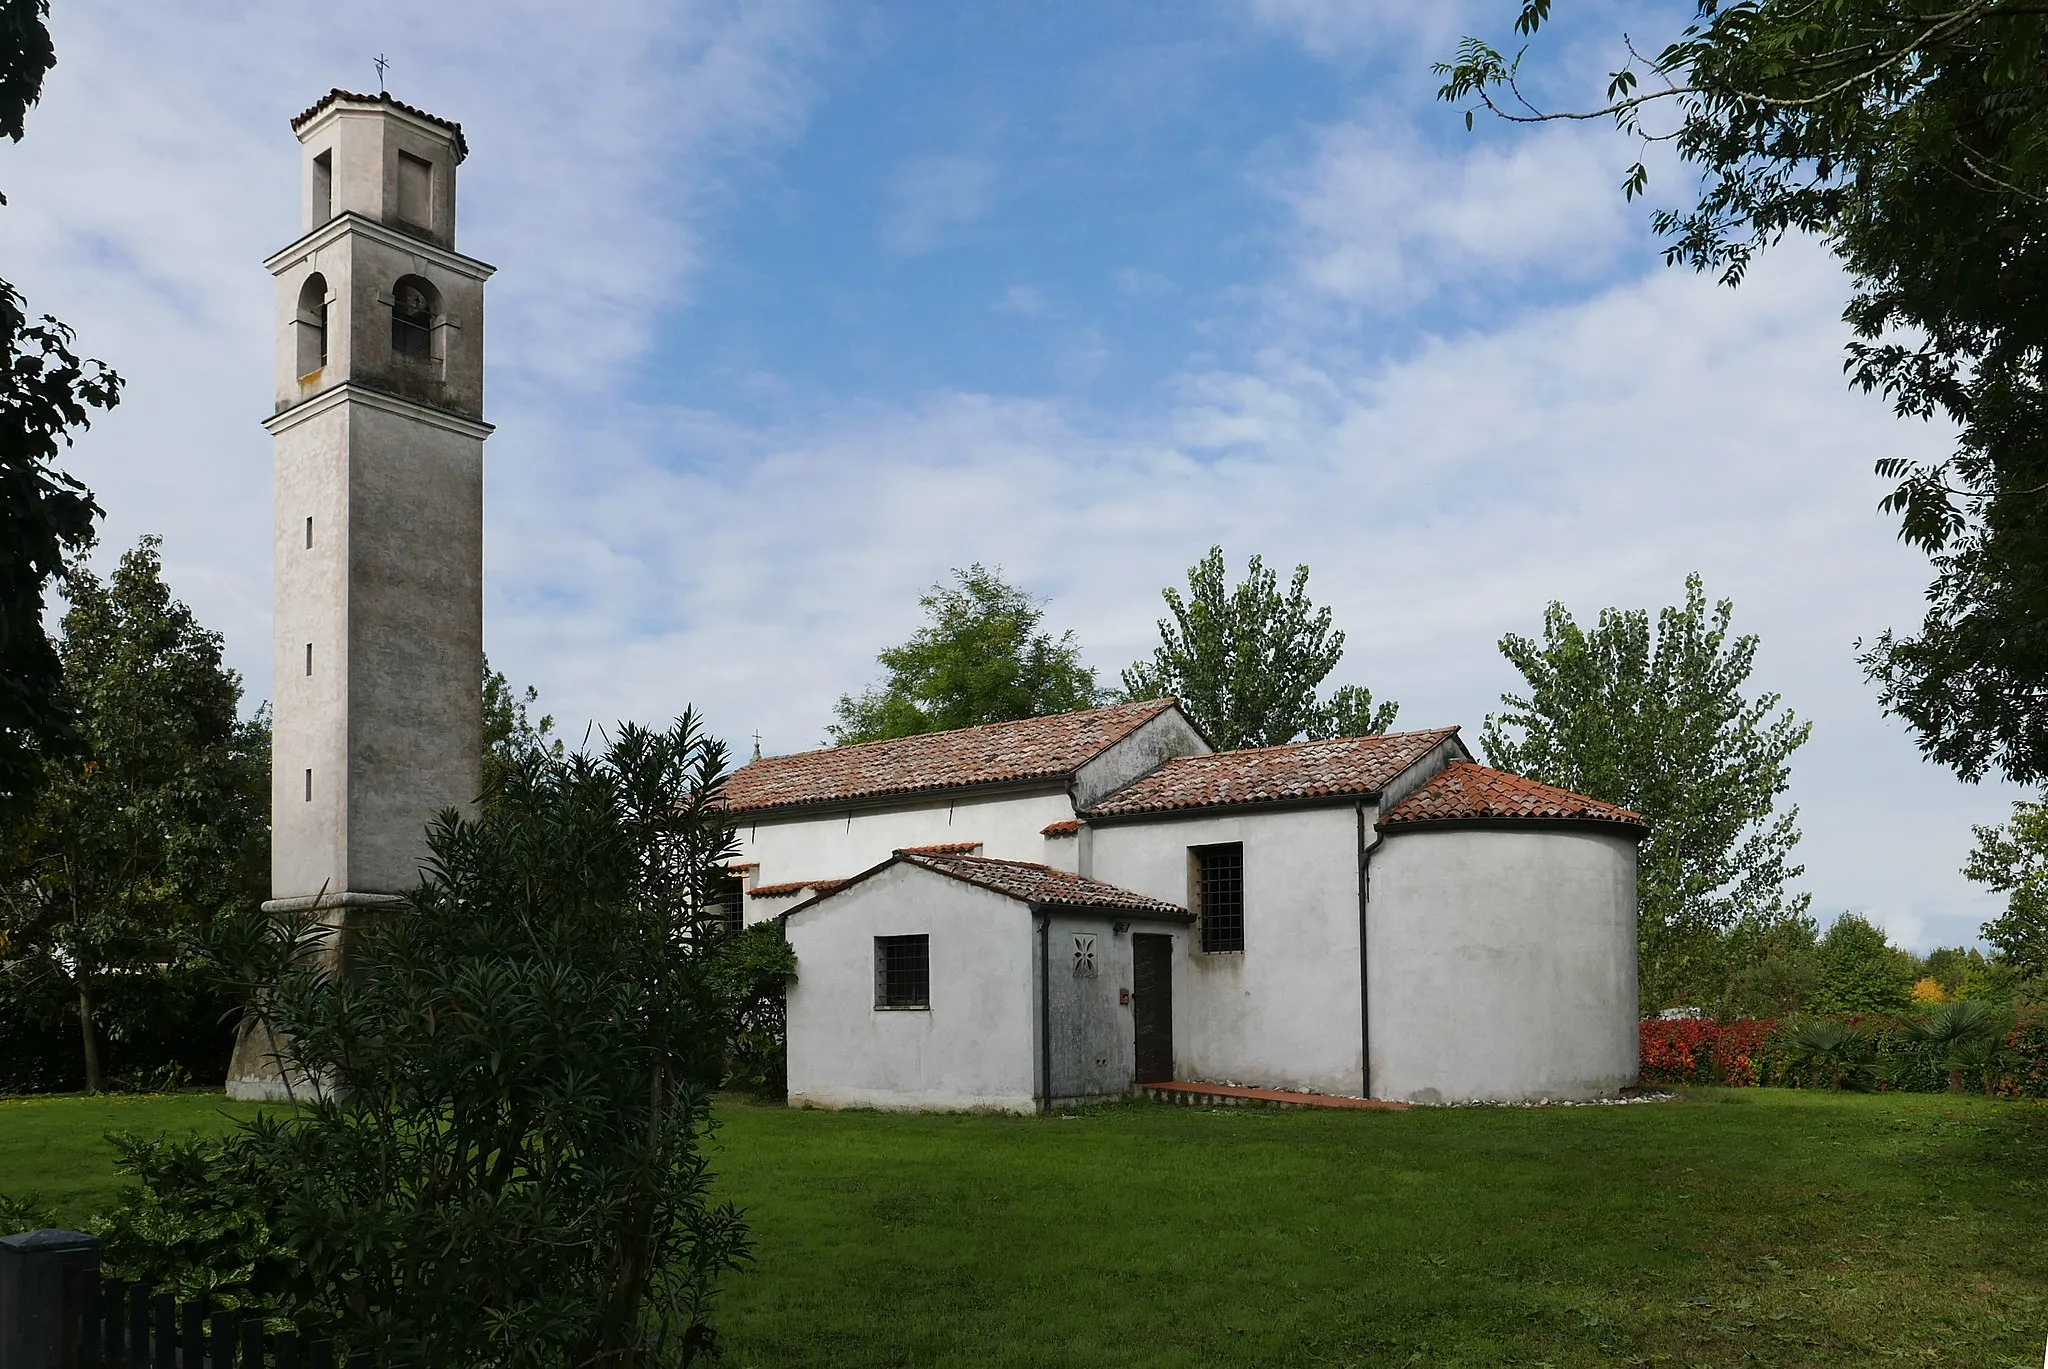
[1194,843,1244,953]
[874,934,930,1010]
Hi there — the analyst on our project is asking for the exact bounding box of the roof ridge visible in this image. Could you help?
[1188,725,1460,762]
[757,697,1175,766]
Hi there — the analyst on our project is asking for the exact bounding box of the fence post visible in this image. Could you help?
[0,1229,102,1369]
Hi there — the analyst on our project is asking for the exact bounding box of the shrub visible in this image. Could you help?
[2002,1014,2048,1098]
[128,717,752,1367]
[1639,1004,2048,1094]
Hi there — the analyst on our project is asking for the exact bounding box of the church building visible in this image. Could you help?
[723,699,1646,1110]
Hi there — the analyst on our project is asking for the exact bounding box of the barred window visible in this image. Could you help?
[874,935,930,1009]
[712,872,745,935]
[1194,843,1244,953]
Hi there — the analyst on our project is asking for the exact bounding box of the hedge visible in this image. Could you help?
[1639,1012,2048,1096]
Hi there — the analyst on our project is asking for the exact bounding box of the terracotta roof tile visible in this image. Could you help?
[898,841,981,855]
[291,89,469,160]
[899,853,1190,919]
[1083,728,1460,818]
[748,878,844,899]
[722,699,1180,815]
[1041,819,1081,837]
[1379,761,1645,830]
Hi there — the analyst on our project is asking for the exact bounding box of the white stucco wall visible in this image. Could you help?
[1088,804,1367,1096]
[1071,708,1210,808]
[735,786,1076,916]
[785,863,1039,1112]
[1367,825,1639,1103]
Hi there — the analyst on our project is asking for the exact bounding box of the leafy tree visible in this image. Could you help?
[703,919,798,1097]
[0,537,266,1091]
[0,1,122,810]
[157,716,750,1365]
[832,565,1098,744]
[1964,798,2048,982]
[1121,546,1398,751]
[1436,2,2048,786]
[1482,573,1811,1009]
[481,651,559,796]
[1808,913,1916,1016]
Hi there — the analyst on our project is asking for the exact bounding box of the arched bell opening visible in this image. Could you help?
[294,273,329,378]
[391,274,441,364]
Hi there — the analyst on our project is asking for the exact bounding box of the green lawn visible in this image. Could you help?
[5,1089,2046,1366]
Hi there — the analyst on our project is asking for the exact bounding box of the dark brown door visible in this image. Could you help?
[1132,933,1174,1084]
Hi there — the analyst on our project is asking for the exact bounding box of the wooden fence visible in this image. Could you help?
[0,1230,378,1369]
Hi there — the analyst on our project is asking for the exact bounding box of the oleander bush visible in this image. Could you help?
[1640,1008,2048,1096]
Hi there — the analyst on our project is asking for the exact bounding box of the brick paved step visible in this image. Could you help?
[1140,1081,1410,1111]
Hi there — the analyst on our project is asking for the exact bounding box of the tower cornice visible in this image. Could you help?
[263,381,496,440]
[265,211,496,281]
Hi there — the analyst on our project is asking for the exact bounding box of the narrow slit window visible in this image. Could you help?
[304,768,313,802]
[305,516,313,548]
[305,642,313,676]
[1194,843,1245,954]
[874,935,930,1010]
[312,149,333,224]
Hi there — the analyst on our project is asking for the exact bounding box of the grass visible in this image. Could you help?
[5,1088,2046,1366]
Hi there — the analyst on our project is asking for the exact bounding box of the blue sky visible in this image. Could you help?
[0,1,2025,952]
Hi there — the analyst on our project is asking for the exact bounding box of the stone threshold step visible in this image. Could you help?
[1140,1081,1410,1111]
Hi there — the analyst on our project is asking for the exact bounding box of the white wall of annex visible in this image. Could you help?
[784,863,1037,1113]
[1368,825,1639,1103]
[736,786,1076,912]
[1088,804,1365,1097]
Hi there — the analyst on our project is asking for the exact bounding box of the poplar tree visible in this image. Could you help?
[1482,573,1811,1009]
[1964,799,2048,983]
[1121,546,1397,751]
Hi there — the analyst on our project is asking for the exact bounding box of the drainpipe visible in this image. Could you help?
[1356,799,1387,1100]
[1036,909,1053,1113]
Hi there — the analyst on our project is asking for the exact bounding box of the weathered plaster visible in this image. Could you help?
[1368,825,1640,1102]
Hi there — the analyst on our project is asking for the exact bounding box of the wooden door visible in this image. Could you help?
[1132,933,1174,1084]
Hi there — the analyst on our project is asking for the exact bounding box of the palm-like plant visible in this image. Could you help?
[1909,1000,2003,1093]
[1782,1017,1872,1091]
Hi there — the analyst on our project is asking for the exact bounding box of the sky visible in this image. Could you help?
[0,1,2026,951]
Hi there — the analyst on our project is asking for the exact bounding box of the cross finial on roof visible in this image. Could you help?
[751,731,762,762]
[374,54,390,94]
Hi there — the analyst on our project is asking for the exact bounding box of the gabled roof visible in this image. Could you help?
[901,853,1190,917]
[1378,760,1645,832]
[292,89,469,160]
[786,851,1191,921]
[722,698,1181,816]
[1081,728,1460,819]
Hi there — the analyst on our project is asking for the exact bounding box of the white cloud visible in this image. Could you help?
[880,154,996,256]
[1273,117,1636,313]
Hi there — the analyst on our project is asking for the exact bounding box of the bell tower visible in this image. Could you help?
[247,91,491,1016]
